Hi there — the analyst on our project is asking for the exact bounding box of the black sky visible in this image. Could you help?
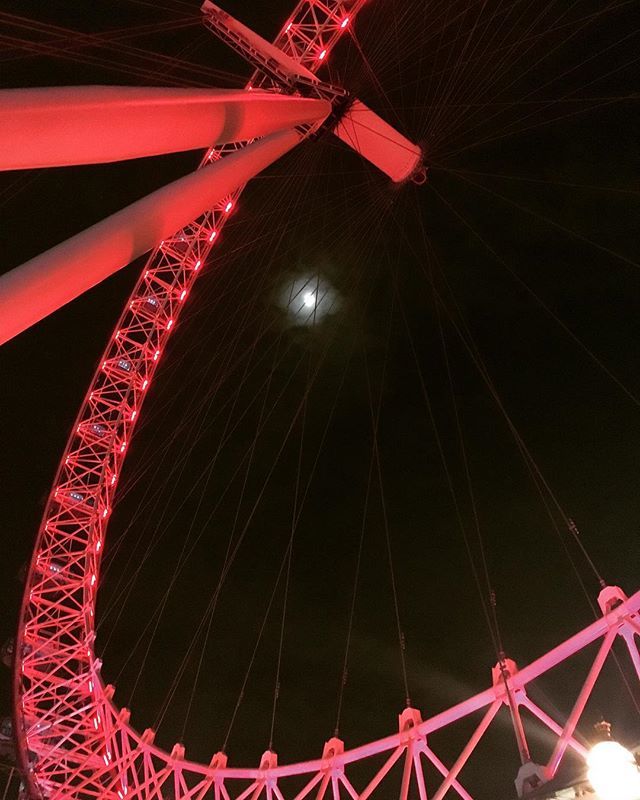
[1,1,640,797]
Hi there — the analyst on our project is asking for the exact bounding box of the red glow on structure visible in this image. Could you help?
[14,3,377,799]
[0,85,328,177]
[334,98,423,182]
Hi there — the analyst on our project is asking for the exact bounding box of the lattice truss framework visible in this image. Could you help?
[12,1,640,799]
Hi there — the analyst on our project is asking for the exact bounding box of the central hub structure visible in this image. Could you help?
[201,0,427,184]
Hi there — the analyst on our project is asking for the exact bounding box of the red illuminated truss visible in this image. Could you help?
[9,2,640,799]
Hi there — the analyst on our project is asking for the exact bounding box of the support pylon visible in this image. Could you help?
[0,87,330,171]
[0,124,328,345]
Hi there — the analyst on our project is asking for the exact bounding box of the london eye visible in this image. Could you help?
[1,1,639,799]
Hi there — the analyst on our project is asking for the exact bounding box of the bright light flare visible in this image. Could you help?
[587,741,640,800]
[278,273,340,327]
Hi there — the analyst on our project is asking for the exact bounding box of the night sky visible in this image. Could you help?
[1,0,640,797]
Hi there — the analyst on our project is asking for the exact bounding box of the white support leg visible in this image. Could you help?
[0,128,309,345]
[0,86,329,170]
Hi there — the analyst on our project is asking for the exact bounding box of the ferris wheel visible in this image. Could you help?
[1,1,640,799]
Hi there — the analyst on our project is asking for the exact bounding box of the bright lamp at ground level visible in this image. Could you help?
[587,740,640,800]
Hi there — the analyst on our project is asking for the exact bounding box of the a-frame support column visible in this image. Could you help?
[0,125,324,345]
